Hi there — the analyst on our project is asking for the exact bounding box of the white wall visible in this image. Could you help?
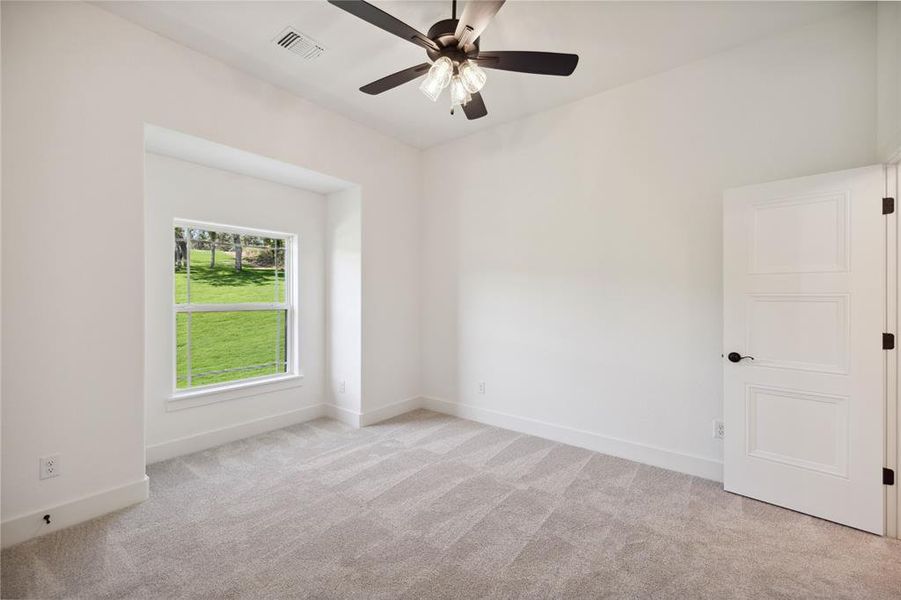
[144,153,325,456]
[878,2,901,161]
[420,6,878,479]
[326,188,362,418]
[1,1,420,525]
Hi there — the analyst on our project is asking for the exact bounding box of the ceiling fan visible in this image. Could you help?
[327,0,579,120]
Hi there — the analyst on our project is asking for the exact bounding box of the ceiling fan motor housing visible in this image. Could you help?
[426,19,479,64]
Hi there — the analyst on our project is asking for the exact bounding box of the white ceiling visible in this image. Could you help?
[99,1,858,148]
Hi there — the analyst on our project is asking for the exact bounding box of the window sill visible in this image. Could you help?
[167,373,304,411]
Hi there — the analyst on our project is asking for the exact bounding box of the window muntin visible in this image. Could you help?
[173,222,293,392]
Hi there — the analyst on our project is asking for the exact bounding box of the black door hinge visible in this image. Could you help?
[884,197,895,215]
[885,468,895,486]
[884,333,895,350]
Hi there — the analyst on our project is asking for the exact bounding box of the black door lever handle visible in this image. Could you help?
[727,352,754,363]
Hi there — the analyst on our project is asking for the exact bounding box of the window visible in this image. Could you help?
[173,220,295,394]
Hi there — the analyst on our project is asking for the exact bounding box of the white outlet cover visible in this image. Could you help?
[40,454,61,480]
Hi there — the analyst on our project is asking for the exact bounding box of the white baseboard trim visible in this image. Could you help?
[146,404,326,464]
[422,397,723,482]
[360,396,424,426]
[1,476,149,549]
[324,403,362,428]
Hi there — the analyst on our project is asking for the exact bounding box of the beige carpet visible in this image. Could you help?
[2,409,901,599]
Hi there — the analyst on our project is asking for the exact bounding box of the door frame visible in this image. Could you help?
[886,160,900,539]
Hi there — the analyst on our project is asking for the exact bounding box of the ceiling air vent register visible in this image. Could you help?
[273,27,325,60]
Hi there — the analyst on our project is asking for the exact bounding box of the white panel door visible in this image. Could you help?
[723,165,885,534]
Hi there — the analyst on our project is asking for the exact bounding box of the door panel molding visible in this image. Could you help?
[745,294,849,374]
[750,191,850,274]
[745,384,849,478]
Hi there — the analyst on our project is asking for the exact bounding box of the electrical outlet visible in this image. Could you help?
[339,380,346,394]
[713,420,725,440]
[478,381,486,395]
[40,455,61,480]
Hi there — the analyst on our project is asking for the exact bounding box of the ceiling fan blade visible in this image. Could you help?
[462,91,487,120]
[328,0,439,52]
[475,51,579,76]
[360,63,431,95]
[454,0,505,49]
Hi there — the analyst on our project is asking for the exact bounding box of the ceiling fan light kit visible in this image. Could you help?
[328,0,579,120]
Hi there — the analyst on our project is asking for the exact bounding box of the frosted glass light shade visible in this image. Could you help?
[449,75,469,107]
[419,57,453,102]
[431,56,453,80]
[419,73,444,101]
[459,60,487,94]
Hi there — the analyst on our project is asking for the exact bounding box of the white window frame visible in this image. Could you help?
[170,219,299,401]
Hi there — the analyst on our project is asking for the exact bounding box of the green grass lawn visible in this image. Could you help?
[175,249,287,389]
[175,248,284,304]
